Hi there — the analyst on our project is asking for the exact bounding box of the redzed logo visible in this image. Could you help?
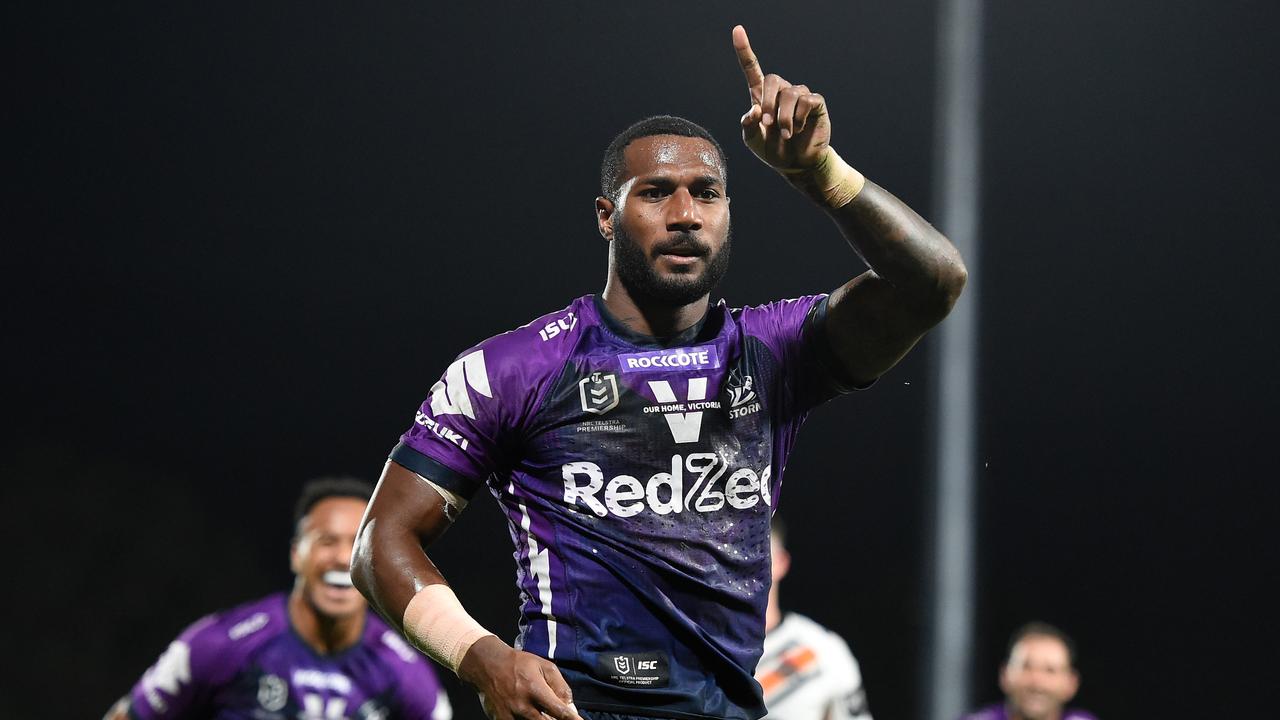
[562,454,772,518]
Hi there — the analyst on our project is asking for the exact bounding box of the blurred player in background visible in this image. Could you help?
[104,477,450,720]
[959,622,1097,720]
[757,518,872,720]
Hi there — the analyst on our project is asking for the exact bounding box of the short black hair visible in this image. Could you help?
[292,476,374,535]
[1006,621,1078,670]
[599,115,727,201]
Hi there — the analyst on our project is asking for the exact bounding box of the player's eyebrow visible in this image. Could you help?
[634,175,675,187]
[634,174,724,188]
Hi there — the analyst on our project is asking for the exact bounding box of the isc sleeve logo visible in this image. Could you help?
[429,350,492,420]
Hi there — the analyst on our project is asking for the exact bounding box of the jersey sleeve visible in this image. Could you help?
[375,627,453,720]
[127,616,229,720]
[393,658,453,720]
[822,630,872,720]
[390,331,553,499]
[739,294,864,416]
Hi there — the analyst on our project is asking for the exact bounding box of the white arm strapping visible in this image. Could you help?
[412,471,468,522]
[402,584,496,674]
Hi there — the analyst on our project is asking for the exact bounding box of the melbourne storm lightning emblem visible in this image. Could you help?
[579,372,620,415]
[726,367,761,419]
[727,368,756,408]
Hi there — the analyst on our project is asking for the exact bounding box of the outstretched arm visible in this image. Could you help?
[352,461,580,720]
[733,25,967,386]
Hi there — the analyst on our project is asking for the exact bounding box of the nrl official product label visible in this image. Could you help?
[596,652,670,688]
[619,346,720,373]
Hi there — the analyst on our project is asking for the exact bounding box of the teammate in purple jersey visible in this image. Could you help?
[104,478,450,720]
[352,25,967,720]
[960,623,1098,720]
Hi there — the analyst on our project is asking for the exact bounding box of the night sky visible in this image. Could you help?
[7,1,1278,717]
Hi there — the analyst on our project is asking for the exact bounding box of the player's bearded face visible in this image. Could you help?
[612,215,732,307]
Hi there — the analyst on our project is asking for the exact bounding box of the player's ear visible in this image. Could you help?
[596,196,616,241]
[289,540,301,574]
[998,663,1011,695]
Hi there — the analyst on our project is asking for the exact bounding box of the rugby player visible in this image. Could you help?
[757,519,872,720]
[352,25,967,720]
[960,623,1097,720]
[104,478,450,720]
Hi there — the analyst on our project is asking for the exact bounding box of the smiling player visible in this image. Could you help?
[960,623,1098,720]
[105,478,450,720]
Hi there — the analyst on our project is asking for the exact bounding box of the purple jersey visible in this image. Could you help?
[960,704,1099,720]
[391,294,855,720]
[128,593,450,720]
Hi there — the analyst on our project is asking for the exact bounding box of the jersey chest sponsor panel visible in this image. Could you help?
[394,294,845,720]
[129,593,448,720]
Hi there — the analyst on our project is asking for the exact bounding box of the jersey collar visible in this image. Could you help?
[591,294,721,349]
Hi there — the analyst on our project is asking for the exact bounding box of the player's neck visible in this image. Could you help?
[600,278,709,339]
[1006,705,1062,720]
[287,591,364,655]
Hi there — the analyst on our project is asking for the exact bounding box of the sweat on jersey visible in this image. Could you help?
[127,593,449,720]
[757,613,872,720]
[391,293,858,720]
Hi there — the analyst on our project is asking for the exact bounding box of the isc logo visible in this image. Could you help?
[538,311,577,341]
[601,652,668,687]
[613,656,659,674]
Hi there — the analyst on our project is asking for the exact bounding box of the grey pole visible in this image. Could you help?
[928,1,983,719]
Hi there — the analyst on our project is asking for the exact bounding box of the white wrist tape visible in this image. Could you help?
[402,584,496,673]
[783,147,866,208]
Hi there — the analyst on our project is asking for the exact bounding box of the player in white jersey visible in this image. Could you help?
[757,519,872,720]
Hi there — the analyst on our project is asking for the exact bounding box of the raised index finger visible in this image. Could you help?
[732,25,764,104]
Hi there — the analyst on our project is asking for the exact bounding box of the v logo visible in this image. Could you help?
[648,378,708,444]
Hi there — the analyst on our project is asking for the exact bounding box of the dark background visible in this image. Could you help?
[6,1,1278,717]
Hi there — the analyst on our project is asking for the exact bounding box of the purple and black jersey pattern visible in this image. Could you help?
[392,294,854,720]
[127,593,449,720]
[960,704,1099,720]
